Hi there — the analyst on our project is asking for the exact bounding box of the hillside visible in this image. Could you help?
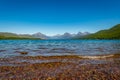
[0,32,41,39]
[81,24,120,39]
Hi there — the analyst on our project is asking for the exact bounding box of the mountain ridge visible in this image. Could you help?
[80,24,120,39]
[0,32,90,39]
[46,32,90,39]
[1,24,120,40]
[0,32,40,39]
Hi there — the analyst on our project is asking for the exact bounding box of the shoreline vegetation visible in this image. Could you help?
[0,54,120,79]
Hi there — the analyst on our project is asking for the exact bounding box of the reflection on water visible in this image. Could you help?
[0,40,120,58]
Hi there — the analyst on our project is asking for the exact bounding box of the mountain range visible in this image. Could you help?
[32,32,90,39]
[0,31,90,39]
[0,24,120,39]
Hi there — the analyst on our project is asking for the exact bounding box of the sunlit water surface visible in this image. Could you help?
[0,40,120,58]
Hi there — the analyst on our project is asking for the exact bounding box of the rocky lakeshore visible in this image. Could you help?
[0,54,120,80]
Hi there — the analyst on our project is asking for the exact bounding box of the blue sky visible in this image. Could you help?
[0,0,120,36]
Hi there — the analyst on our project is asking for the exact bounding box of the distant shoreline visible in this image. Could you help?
[0,38,41,40]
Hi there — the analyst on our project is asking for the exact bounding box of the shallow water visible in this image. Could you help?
[0,40,120,58]
[0,40,120,79]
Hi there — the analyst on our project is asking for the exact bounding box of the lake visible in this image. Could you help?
[0,40,120,58]
[0,40,120,79]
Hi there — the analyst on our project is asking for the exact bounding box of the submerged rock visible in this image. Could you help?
[19,52,28,55]
[0,50,6,52]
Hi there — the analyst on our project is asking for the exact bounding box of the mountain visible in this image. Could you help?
[74,32,90,38]
[50,32,90,39]
[81,24,120,39]
[0,32,40,39]
[58,32,74,39]
[0,32,90,39]
[32,32,49,39]
[50,34,62,39]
